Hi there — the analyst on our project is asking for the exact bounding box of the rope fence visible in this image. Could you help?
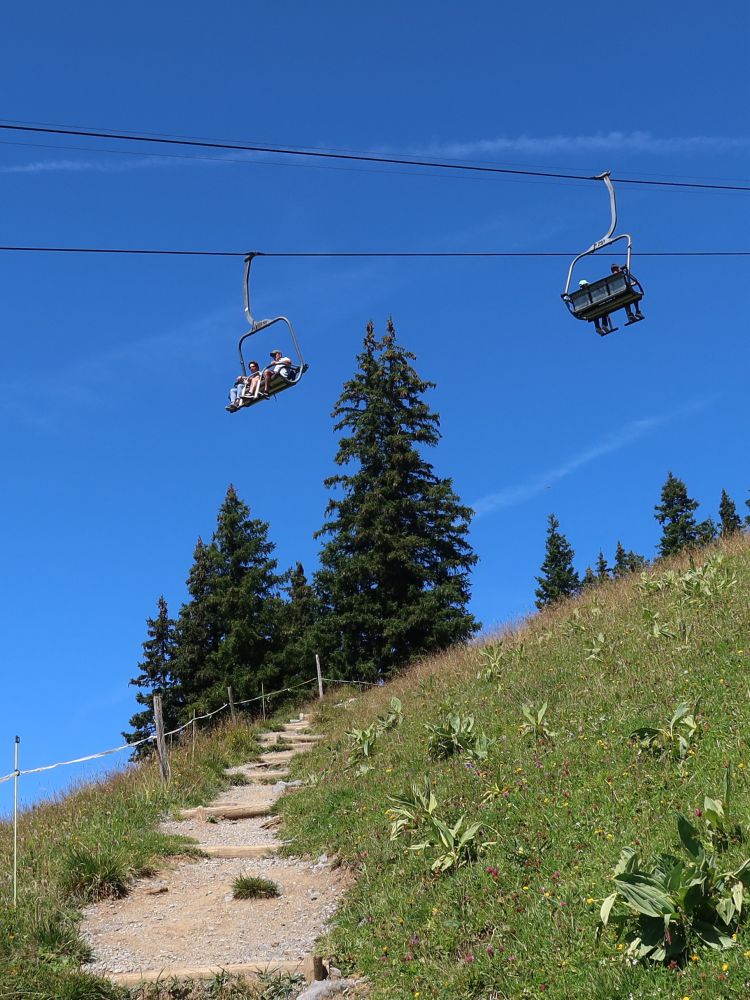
[3,657,373,906]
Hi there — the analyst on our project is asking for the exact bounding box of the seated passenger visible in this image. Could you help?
[262,348,293,395]
[611,264,644,323]
[226,375,247,411]
[244,360,262,399]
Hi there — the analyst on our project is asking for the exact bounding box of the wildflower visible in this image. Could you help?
[722,962,729,971]
[522,885,529,891]
[695,808,703,817]
[690,953,700,962]
[743,949,750,957]
[586,897,595,904]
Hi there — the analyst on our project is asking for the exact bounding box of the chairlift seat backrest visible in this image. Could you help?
[569,272,643,322]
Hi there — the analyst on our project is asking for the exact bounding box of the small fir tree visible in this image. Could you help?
[582,566,597,589]
[696,517,718,545]
[534,514,580,608]
[654,472,699,557]
[315,319,478,679]
[595,550,610,581]
[613,541,648,578]
[719,489,742,536]
[124,596,179,753]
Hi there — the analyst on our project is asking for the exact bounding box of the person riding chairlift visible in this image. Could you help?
[262,348,293,396]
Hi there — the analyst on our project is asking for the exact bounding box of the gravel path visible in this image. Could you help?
[80,716,345,980]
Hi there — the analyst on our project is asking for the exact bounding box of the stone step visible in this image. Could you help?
[198,843,284,858]
[178,804,272,821]
[108,956,324,986]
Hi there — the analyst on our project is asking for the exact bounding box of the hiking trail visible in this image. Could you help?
[81,714,352,992]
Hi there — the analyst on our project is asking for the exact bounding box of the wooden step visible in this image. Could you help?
[198,843,283,858]
[235,769,290,781]
[178,804,271,821]
[108,956,324,986]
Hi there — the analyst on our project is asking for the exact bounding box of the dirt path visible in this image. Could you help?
[81,715,348,987]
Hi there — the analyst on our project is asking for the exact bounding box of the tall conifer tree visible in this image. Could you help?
[719,489,742,536]
[209,485,284,706]
[315,320,478,679]
[275,562,319,679]
[534,514,580,608]
[171,537,222,709]
[124,596,178,753]
[654,472,699,557]
[171,488,284,712]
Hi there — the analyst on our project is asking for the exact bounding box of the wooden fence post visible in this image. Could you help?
[153,694,171,784]
[261,683,266,721]
[315,654,324,700]
[228,686,237,724]
[191,709,197,763]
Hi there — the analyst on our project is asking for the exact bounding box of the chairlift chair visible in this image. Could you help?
[230,253,308,412]
[562,172,645,336]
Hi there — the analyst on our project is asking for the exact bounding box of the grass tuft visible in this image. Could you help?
[231,875,280,900]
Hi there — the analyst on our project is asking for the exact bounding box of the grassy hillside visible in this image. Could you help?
[280,535,750,1000]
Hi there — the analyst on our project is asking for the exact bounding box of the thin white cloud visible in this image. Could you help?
[472,400,711,517]
[416,131,750,159]
[0,156,166,175]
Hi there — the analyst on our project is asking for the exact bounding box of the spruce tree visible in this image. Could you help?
[171,537,222,710]
[582,566,597,589]
[696,518,718,546]
[654,472,699,557]
[613,541,648,578]
[275,563,320,680]
[208,486,284,707]
[315,319,478,679]
[124,596,179,754]
[534,514,580,608]
[595,550,610,581]
[719,489,742,536]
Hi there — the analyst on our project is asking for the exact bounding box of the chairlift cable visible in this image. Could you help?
[0,246,747,258]
[1,121,749,192]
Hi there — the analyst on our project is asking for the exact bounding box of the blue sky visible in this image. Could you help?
[1,0,748,811]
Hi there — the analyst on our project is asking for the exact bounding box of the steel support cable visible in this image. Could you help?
[0,246,747,258]
[1,122,749,192]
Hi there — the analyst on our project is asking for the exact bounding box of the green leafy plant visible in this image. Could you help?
[477,642,505,680]
[584,632,609,662]
[425,710,495,761]
[345,722,380,772]
[630,701,698,762]
[520,701,555,742]
[232,875,280,899]
[387,778,489,873]
[377,696,403,732]
[702,767,744,851]
[598,815,750,962]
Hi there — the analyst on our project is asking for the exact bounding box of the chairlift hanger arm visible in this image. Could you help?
[562,173,633,297]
